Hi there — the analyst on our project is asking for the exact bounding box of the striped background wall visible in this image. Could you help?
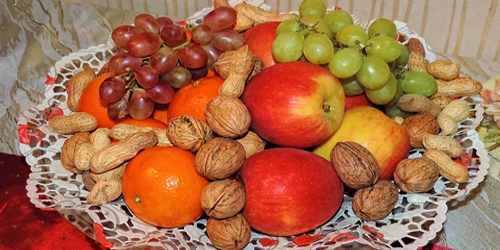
[69,0,500,62]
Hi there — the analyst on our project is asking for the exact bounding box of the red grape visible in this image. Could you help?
[211,29,246,51]
[157,16,174,30]
[201,43,222,69]
[160,24,187,47]
[192,24,213,45]
[126,32,162,58]
[146,79,175,104]
[134,66,159,89]
[134,13,160,34]
[188,65,209,80]
[111,25,143,47]
[108,52,143,74]
[161,65,192,88]
[177,45,208,69]
[149,46,178,75]
[99,76,127,103]
[129,89,155,120]
[203,6,237,32]
[107,96,130,121]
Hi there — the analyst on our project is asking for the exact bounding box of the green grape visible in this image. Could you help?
[340,76,365,96]
[395,43,410,67]
[384,78,404,107]
[301,15,334,39]
[365,36,401,63]
[368,18,398,38]
[276,18,309,37]
[303,33,335,65]
[328,47,364,78]
[365,74,397,105]
[272,31,305,62]
[400,70,438,97]
[299,0,327,18]
[384,105,414,119]
[323,10,354,35]
[336,24,369,49]
[356,55,391,90]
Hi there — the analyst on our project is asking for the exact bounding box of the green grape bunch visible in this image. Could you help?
[271,0,438,110]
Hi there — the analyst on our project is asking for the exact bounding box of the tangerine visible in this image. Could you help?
[77,72,118,129]
[118,117,167,128]
[167,75,224,122]
[122,146,210,228]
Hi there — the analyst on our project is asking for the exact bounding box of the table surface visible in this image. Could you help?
[1,0,500,249]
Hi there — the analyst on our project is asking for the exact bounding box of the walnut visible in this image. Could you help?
[204,96,251,138]
[393,157,440,193]
[401,113,440,148]
[247,56,264,82]
[236,131,266,158]
[206,213,251,250]
[330,141,380,189]
[201,179,245,219]
[60,132,91,174]
[195,137,246,180]
[352,180,399,221]
[166,115,213,152]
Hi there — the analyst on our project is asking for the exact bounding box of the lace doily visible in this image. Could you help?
[18,1,488,249]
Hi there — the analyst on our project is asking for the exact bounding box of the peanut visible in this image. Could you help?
[92,162,128,182]
[406,38,428,73]
[90,128,111,151]
[60,132,91,174]
[48,112,98,134]
[215,45,255,98]
[74,142,96,171]
[233,2,299,32]
[427,60,461,80]
[423,149,469,183]
[397,94,441,117]
[422,134,464,158]
[86,179,122,205]
[109,124,171,146]
[437,99,470,135]
[436,77,482,98]
[90,131,158,173]
[429,93,453,109]
[67,66,96,112]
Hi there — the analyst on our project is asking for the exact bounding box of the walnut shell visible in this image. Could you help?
[330,141,380,189]
[60,132,91,174]
[201,179,245,219]
[236,131,266,158]
[167,115,213,152]
[401,113,440,148]
[195,137,246,180]
[206,213,251,250]
[352,180,399,221]
[393,157,440,193]
[204,96,251,138]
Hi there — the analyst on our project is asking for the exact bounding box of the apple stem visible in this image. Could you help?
[323,103,331,112]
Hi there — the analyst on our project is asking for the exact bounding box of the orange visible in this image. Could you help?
[121,146,210,228]
[77,73,118,129]
[118,117,168,128]
[167,75,224,122]
[152,105,169,124]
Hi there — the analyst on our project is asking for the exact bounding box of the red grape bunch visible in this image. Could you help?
[101,7,246,121]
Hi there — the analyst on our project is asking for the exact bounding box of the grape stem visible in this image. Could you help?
[173,40,192,50]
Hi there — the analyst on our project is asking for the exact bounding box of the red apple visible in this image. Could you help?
[238,147,344,236]
[243,21,280,68]
[312,106,410,180]
[241,61,345,148]
[345,94,374,110]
